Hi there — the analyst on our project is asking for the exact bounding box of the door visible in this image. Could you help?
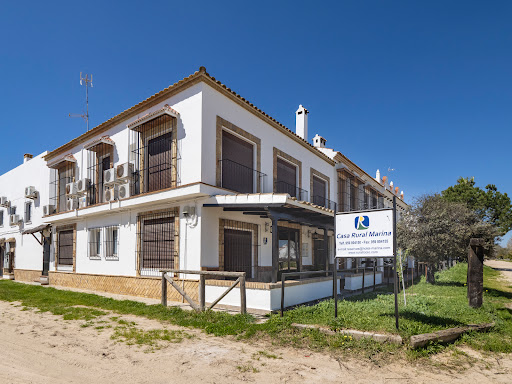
[224,229,252,278]
[42,235,50,276]
[276,158,297,197]
[313,234,326,270]
[58,166,74,212]
[147,132,172,192]
[0,246,4,277]
[98,155,111,203]
[278,227,299,278]
[58,230,74,266]
[221,131,254,193]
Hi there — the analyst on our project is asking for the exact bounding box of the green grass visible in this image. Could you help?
[0,262,510,357]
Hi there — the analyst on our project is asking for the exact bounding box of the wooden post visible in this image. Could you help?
[199,274,206,311]
[281,273,285,317]
[362,263,365,294]
[468,238,484,308]
[240,274,246,315]
[161,272,167,307]
[333,259,338,318]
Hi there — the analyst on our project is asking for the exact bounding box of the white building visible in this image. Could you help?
[0,67,408,311]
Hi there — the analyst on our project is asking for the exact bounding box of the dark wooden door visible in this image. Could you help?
[313,234,326,270]
[42,236,50,276]
[58,230,74,266]
[224,229,252,278]
[0,246,4,277]
[147,132,172,192]
[142,216,175,270]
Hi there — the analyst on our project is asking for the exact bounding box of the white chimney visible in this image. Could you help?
[390,181,394,191]
[295,105,309,140]
[313,134,326,148]
[24,153,33,163]
[375,169,381,183]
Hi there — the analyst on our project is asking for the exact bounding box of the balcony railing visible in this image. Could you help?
[219,159,266,193]
[275,180,308,201]
[311,195,337,211]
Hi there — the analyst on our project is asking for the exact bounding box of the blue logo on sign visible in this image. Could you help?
[355,216,369,230]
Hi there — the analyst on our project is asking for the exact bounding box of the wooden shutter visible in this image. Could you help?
[58,230,74,266]
[312,176,326,205]
[221,131,254,193]
[276,158,297,196]
[147,132,172,192]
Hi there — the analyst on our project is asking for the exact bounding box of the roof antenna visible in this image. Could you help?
[388,167,396,172]
[69,72,93,131]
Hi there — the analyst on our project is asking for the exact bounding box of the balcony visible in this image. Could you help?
[311,195,337,211]
[219,159,266,194]
[275,180,308,201]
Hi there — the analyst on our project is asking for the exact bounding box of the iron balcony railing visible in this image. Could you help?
[311,195,337,211]
[275,180,308,201]
[219,159,266,193]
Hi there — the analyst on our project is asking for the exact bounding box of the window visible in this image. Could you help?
[221,130,254,193]
[10,206,16,215]
[58,230,74,266]
[24,202,32,223]
[276,157,297,197]
[0,210,3,227]
[105,226,119,260]
[88,228,102,259]
[312,176,327,206]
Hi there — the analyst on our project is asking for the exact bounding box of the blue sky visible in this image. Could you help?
[1,1,511,242]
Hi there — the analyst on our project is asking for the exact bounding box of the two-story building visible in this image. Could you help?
[1,67,407,311]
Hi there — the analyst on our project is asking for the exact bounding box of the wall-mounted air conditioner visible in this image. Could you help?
[78,195,89,209]
[118,182,131,199]
[0,197,10,207]
[116,163,134,181]
[43,205,56,216]
[104,186,118,202]
[9,214,20,226]
[104,168,117,186]
[76,178,90,195]
[24,186,38,199]
[66,182,78,196]
[66,197,79,211]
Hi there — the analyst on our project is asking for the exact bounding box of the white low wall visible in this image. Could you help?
[205,285,271,311]
[343,272,383,291]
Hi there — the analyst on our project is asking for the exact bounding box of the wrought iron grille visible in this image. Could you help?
[86,142,114,206]
[275,180,308,201]
[49,162,76,214]
[104,225,119,260]
[57,228,74,266]
[88,227,102,260]
[137,210,178,276]
[219,159,266,193]
[130,114,179,196]
[311,195,337,211]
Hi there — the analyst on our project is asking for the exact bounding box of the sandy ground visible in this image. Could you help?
[1,261,512,383]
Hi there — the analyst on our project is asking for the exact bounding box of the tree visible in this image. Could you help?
[442,177,512,236]
[397,194,498,283]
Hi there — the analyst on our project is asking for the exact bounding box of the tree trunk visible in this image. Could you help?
[426,264,437,284]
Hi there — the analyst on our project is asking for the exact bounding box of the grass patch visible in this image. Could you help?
[0,262,510,357]
[111,324,193,352]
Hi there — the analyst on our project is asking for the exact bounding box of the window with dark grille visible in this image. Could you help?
[58,230,74,266]
[224,229,252,277]
[350,181,358,211]
[24,202,32,223]
[51,164,75,213]
[88,228,101,259]
[312,176,326,206]
[0,210,3,227]
[276,157,297,197]
[105,226,119,260]
[147,132,172,192]
[138,212,177,275]
[221,130,254,193]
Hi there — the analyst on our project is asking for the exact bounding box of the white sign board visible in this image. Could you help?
[335,209,394,258]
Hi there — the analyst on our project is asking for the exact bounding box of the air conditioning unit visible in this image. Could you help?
[0,197,9,207]
[76,178,90,195]
[78,195,89,209]
[104,168,117,186]
[66,198,79,211]
[118,182,131,199]
[9,214,20,226]
[66,182,78,196]
[116,163,134,181]
[24,186,38,199]
[43,204,56,216]
[104,186,118,202]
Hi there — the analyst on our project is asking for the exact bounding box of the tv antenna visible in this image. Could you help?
[388,167,396,172]
[69,72,93,131]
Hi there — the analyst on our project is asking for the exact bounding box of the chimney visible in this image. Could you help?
[24,153,33,163]
[395,186,399,195]
[295,105,309,140]
[390,181,394,191]
[375,169,381,183]
[313,134,326,148]
[400,191,404,200]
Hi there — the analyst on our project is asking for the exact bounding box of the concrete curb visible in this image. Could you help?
[291,323,403,345]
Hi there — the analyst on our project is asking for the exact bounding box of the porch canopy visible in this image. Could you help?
[22,224,51,245]
[204,193,335,283]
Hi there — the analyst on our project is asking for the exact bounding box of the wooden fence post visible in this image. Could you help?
[161,272,167,307]
[240,274,246,315]
[199,274,206,311]
[468,238,484,308]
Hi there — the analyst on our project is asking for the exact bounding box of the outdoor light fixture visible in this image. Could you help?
[264,222,269,232]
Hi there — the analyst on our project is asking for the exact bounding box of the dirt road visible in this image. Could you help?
[1,261,512,384]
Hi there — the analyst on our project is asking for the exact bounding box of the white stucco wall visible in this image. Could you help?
[0,152,50,272]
